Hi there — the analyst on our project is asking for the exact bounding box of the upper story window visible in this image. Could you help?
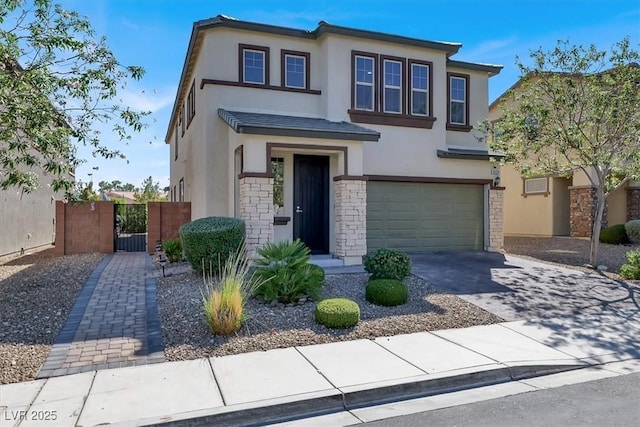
[186,80,195,126]
[410,61,430,116]
[383,59,402,114]
[282,50,309,89]
[179,103,185,136]
[447,73,471,131]
[174,124,178,161]
[179,178,185,202]
[239,44,270,85]
[354,54,375,111]
[349,51,435,129]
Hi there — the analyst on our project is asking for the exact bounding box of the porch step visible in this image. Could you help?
[309,255,344,268]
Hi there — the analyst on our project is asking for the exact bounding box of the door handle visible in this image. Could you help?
[295,206,304,213]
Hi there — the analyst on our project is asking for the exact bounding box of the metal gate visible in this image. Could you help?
[114,204,147,252]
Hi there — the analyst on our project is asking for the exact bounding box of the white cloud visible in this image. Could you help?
[457,37,519,62]
[119,85,177,113]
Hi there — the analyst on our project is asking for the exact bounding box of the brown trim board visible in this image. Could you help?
[201,78,321,95]
[266,143,349,176]
[348,110,436,129]
[366,175,493,185]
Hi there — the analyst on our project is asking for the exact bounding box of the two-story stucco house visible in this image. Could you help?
[166,15,504,264]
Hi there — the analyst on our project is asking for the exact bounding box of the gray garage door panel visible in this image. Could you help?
[367,182,484,252]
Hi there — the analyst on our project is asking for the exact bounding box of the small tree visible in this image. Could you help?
[492,38,640,266]
[0,0,149,195]
[134,176,166,203]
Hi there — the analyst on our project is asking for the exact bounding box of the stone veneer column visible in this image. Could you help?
[627,187,640,221]
[488,188,504,252]
[569,186,607,237]
[335,179,367,265]
[239,176,274,258]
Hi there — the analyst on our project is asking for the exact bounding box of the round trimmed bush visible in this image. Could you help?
[366,279,408,306]
[599,224,629,245]
[625,220,640,244]
[315,298,360,329]
[180,217,245,275]
[363,248,411,280]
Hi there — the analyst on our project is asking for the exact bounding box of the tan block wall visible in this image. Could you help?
[335,180,367,262]
[239,177,274,257]
[488,188,504,251]
[54,201,114,255]
[147,202,192,252]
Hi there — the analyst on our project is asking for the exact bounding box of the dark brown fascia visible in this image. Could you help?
[447,59,502,76]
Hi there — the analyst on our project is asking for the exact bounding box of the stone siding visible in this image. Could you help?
[239,177,274,257]
[628,188,640,221]
[335,180,367,264]
[569,186,607,237]
[488,188,504,251]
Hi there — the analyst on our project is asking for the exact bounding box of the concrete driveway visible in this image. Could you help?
[410,252,640,363]
[411,252,639,322]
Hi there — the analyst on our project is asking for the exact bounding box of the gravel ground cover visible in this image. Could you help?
[0,249,105,384]
[157,272,503,361]
[504,236,640,275]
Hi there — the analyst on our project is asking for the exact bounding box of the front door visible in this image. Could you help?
[293,154,329,254]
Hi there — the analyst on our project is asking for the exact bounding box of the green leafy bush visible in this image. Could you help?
[253,239,323,303]
[202,244,254,335]
[620,249,640,280]
[363,248,412,280]
[315,298,360,329]
[180,217,245,275]
[365,279,409,306]
[599,224,629,245]
[163,238,183,263]
[624,220,640,243]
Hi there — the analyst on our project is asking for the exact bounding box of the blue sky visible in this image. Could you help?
[60,0,640,188]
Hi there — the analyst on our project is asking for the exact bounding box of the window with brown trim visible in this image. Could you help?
[281,50,309,89]
[172,185,176,202]
[239,44,270,85]
[447,72,472,131]
[349,50,435,129]
[409,60,432,116]
[381,56,405,114]
[180,103,185,136]
[186,80,195,127]
[174,124,178,161]
[179,178,184,202]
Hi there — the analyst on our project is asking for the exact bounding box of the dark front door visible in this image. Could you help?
[293,154,329,254]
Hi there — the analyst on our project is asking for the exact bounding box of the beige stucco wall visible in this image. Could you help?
[502,165,554,236]
[608,184,628,225]
[0,177,58,257]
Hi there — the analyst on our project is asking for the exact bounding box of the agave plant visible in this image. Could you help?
[253,239,324,303]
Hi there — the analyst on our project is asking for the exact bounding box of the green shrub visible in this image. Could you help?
[365,279,409,306]
[363,248,412,280]
[253,239,323,303]
[624,220,640,243]
[202,244,254,335]
[163,238,183,263]
[620,249,640,280]
[180,217,245,275]
[315,298,360,328]
[599,224,629,245]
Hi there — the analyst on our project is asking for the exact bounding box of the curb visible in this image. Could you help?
[132,363,584,426]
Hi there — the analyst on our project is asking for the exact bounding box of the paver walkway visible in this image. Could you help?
[37,253,164,378]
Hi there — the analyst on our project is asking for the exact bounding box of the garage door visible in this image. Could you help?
[367,182,484,252]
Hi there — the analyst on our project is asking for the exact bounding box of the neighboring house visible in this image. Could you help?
[106,191,137,204]
[166,15,504,264]
[489,75,640,238]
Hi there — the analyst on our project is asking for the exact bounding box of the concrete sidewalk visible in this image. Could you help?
[2,316,639,427]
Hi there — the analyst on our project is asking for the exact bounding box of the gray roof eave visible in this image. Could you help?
[236,124,380,141]
[437,148,505,160]
[447,59,503,76]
